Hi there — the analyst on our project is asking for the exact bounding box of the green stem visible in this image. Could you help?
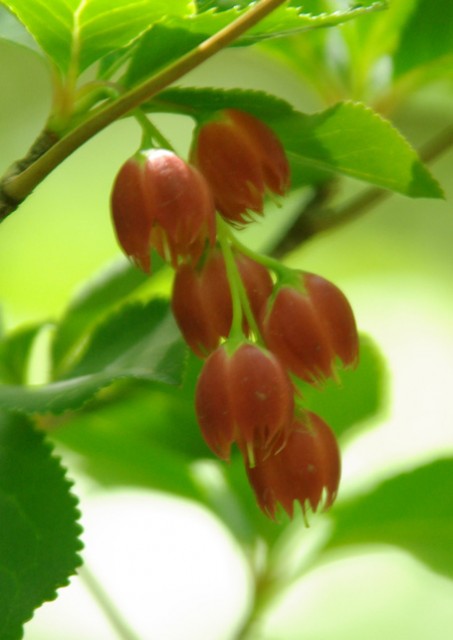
[0,0,289,221]
[217,217,245,342]
[133,110,175,151]
[79,564,141,640]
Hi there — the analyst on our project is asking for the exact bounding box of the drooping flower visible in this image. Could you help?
[261,272,359,383]
[246,412,341,520]
[190,109,290,224]
[111,149,216,272]
[195,342,294,462]
[171,247,273,357]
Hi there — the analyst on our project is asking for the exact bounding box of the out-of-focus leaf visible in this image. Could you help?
[0,0,192,76]
[298,334,387,440]
[393,0,453,79]
[51,256,161,375]
[0,300,186,415]
[0,322,46,385]
[325,458,453,581]
[0,411,82,640]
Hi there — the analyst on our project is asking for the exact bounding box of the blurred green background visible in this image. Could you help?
[1,37,453,640]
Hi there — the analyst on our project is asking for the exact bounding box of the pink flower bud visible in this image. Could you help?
[190,109,290,224]
[261,272,359,383]
[111,150,216,272]
[171,247,273,358]
[195,343,294,462]
[246,412,341,520]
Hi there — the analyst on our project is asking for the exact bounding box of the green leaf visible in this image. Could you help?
[0,300,186,415]
[275,101,444,197]
[0,411,82,640]
[1,0,192,76]
[0,322,46,385]
[296,334,388,440]
[120,1,386,88]
[146,87,443,198]
[165,1,387,45]
[393,0,453,79]
[326,458,453,581]
[51,256,161,376]
[147,86,294,118]
[124,24,205,88]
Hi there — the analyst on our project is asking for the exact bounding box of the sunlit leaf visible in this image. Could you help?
[0,411,82,640]
[326,458,453,580]
[0,0,192,76]
[0,300,186,415]
[166,1,387,45]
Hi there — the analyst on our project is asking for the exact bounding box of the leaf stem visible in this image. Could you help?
[79,564,141,640]
[0,0,289,222]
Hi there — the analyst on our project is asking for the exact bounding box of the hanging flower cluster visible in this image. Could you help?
[110,108,359,521]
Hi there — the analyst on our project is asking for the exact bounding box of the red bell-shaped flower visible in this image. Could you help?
[195,342,294,462]
[171,247,273,357]
[190,109,290,224]
[261,272,359,383]
[246,412,341,520]
[111,149,216,272]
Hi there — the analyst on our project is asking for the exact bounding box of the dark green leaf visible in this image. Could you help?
[326,458,453,580]
[1,0,192,76]
[0,300,186,415]
[297,334,387,440]
[124,24,205,88]
[51,257,160,376]
[146,86,294,118]
[0,411,82,640]
[0,322,46,385]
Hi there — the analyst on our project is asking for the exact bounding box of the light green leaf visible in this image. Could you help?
[0,411,82,640]
[0,300,186,415]
[165,1,387,45]
[1,0,192,76]
[275,101,444,197]
[326,458,453,580]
